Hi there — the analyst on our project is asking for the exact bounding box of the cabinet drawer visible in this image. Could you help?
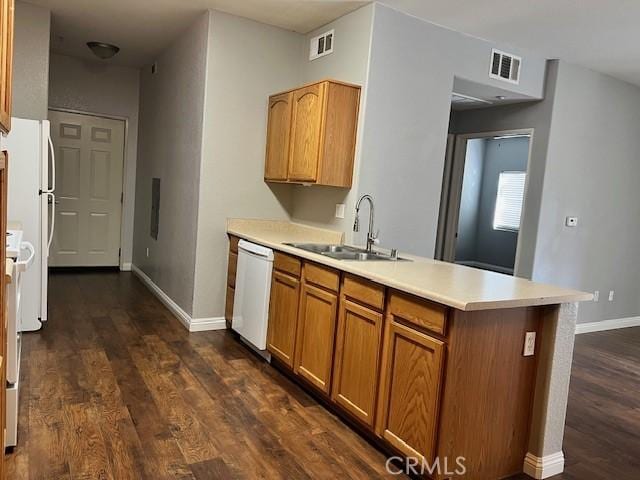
[229,235,240,253]
[227,251,238,287]
[388,291,447,336]
[274,252,301,277]
[304,262,339,292]
[342,274,385,311]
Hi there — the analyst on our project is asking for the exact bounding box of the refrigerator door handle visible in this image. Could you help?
[46,136,56,193]
[46,192,55,252]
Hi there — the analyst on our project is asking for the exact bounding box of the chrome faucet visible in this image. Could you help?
[353,194,378,252]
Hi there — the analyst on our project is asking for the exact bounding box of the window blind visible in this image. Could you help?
[493,171,526,231]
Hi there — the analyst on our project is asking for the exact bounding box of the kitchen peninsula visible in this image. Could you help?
[226,218,592,480]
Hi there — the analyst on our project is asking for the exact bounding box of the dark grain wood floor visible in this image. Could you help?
[5,271,640,479]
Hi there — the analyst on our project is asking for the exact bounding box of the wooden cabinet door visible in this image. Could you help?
[266,271,301,368]
[288,83,325,182]
[264,92,293,181]
[376,320,444,464]
[331,298,383,427]
[0,0,14,134]
[294,282,337,394]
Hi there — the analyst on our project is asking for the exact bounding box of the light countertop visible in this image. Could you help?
[227,218,593,312]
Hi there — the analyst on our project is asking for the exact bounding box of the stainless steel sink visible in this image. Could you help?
[284,243,409,262]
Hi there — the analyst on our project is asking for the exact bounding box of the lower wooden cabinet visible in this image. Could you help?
[331,298,383,427]
[376,319,445,464]
[266,270,300,367]
[293,281,338,394]
[224,236,239,329]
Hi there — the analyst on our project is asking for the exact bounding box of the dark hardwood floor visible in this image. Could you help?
[5,271,640,479]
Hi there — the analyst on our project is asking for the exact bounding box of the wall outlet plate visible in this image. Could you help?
[608,290,615,301]
[523,331,536,356]
[593,290,599,302]
[335,203,345,219]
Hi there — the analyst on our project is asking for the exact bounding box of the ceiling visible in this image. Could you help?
[29,0,367,67]
[381,0,640,86]
[29,0,640,86]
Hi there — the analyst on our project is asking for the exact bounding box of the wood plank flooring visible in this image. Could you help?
[5,271,640,479]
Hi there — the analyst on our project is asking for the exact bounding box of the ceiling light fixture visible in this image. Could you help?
[87,41,120,60]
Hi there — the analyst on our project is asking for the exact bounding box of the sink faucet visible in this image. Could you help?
[353,194,378,252]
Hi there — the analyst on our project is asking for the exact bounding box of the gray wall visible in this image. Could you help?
[474,137,529,268]
[451,62,560,278]
[191,11,302,319]
[133,13,209,315]
[49,54,140,268]
[12,1,50,120]
[455,138,485,260]
[355,4,547,257]
[531,61,640,324]
[288,4,374,245]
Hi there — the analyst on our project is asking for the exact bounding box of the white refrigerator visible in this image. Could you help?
[4,117,55,332]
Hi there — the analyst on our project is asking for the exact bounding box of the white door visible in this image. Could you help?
[48,110,125,267]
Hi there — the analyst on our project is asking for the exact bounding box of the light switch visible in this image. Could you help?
[593,290,599,302]
[335,204,345,219]
[523,332,536,357]
[609,290,615,301]
[565,216,578,227]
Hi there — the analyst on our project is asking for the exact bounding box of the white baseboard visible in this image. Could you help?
[575,315,640,334]
[190,316,227,332]
[455,260,514,275]
[132,264,226,333]
[120,262,132,271]
[523,452,564,479]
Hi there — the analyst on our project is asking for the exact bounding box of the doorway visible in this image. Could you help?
[48,110,125,267]
[437,129,533,276]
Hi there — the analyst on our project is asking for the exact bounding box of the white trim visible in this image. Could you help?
[190,317,226,332]
[523,452,564,479]
[120,262,132,271]
[575,316,640,334]
[131,264,226,332]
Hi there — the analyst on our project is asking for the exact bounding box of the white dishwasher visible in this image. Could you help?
[232,240,274,354]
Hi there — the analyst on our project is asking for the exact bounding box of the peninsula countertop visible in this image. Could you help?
[227,218,593,311]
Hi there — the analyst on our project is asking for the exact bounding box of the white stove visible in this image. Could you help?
[7,229,23,259]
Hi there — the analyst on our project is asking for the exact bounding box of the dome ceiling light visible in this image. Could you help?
[86,41,120,60]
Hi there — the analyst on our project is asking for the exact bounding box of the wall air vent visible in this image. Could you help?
[489,49,521,84]
[309,29,334,61]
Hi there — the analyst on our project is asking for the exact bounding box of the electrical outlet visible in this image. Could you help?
[335,203,345,219]
[609,290,615,301]
[146,247,150,257]
[593,290,599,302]
[523,331,536,357]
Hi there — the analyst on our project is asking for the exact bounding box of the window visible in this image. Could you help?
[493,171,526,232]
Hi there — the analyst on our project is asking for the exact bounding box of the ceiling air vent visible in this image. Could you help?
[309,29,334,61]
[489,49,521,84]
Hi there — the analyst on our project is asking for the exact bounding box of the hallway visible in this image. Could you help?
[5,272,640,479]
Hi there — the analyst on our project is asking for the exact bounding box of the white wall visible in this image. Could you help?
[191,10,302,319]
[133,13,209,315]
[289,4,375,244]
[48,54,140,268]
[12,1,50,120]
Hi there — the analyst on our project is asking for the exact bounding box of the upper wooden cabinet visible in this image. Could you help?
[0,0,14,134]
[263,80,360,187]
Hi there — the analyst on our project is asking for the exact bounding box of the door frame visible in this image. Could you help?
[48,107,130,270]
[437,128,535,277]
